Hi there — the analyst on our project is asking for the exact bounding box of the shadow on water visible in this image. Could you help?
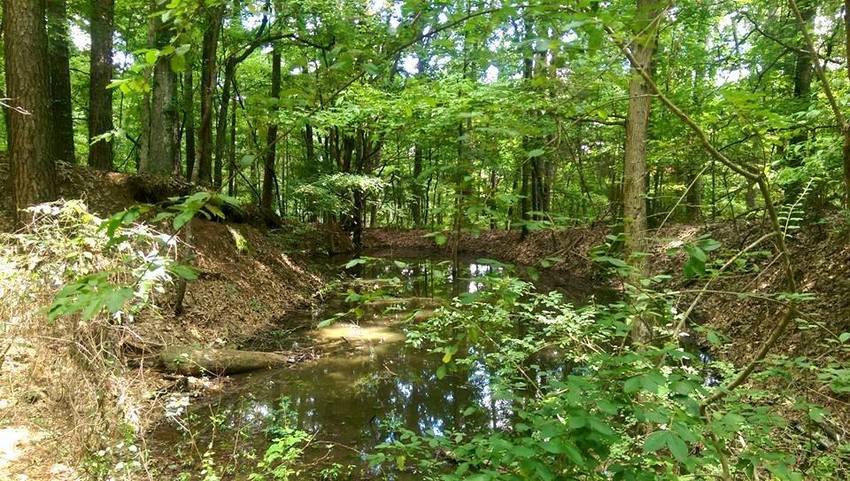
[151,255,604,479]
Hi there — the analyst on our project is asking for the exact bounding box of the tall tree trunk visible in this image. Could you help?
[4,0,56,222]
[214,61,234,189]
[88,0,115,171]
[623,0,662,265]
[412,144,423,226]
[227,96,237,196]
[183,70,196,179]
[304,122,315,165]
[261,47,281,212]
[623,0,662,340]
[845,0,850,207]
[197,7,223,185]
[786,1,815,201]
[46,0,75,163]
[140,3,178,174]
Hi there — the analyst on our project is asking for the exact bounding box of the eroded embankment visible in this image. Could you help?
[364,226,609,278]
[364,221,850,362]
[0,169,346,480]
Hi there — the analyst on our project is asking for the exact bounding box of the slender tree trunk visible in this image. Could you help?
[46,0,75,164]
[88,0,115,171]
[412,144,423,226]
[623,0,663,341]
[304,123,315,164]
[623,0,662,267]
[845,0,850,207]
[227,96,237,196]
[4,0,56,222]
[786,1,815,200]
[214,64,233,188]
[261,47,281,212]
[197,7,223,185]
[183,70,196,179]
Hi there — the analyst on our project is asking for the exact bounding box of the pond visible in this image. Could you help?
[150,255,603,480]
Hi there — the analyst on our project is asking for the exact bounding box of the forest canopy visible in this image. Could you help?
[3,0,849,238]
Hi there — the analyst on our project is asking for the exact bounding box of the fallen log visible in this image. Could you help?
[347,278,401,289]
[159,346,291,376]
[363,297,445,310]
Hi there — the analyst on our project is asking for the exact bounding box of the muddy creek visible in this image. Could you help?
[152,255,600,479]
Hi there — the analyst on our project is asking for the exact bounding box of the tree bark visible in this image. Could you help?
[623,0,662,269]
[227,96,237,196]
[46,0,75,164]
[140,3,178,175]
[182,70,196,179]
[623,0,662,341]
[261,46,281,212]
[159,346,291,375]
[4,0,56,222]
[214,61,234,188]
[412,144,423,226]
[786,0,815,200]
[197,6,224,185]
[88,0,115,171]
[845,0,850,207]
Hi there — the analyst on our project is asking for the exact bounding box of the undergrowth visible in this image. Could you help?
[369,268,850,480]
[0,200,183,479]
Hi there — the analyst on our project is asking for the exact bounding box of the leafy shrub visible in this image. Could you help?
[371,274,849,480]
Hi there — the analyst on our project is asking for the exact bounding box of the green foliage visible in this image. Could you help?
[371,271,846,480]
[249,398,311,481]
[681,236,721,279]
[49,192,237,323]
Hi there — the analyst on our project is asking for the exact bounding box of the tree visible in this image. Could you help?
[623,0,663,340]
[261,45,281,213]
[183,70,196,179]
[88,0,116,170]
[623,0,663,268]
[46,0,76,163]
[4,0,57,221]
[139,1,179,175]
[197,5,224,185]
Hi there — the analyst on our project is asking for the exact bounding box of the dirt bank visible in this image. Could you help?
[364,226,609,277]
[0,166,346,480]
[365,221,850,363]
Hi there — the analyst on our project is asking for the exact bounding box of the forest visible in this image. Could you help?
[1,0,850,479]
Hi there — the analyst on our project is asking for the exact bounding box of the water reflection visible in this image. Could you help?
[151,257,574,479]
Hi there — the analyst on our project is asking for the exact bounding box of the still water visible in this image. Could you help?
[151,256,595,479]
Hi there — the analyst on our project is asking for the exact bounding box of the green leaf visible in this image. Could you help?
[666,432,689,463]
[623,376,642,394]
[104,287,133,313]
[170,53,186,72]
[511,445,535,458]
[344,258,368,269]
[436,365,447,380]
[644,430,689,463]
[169,263,198,281]
[172,210,195,231]
[644,430,669,453]
[527,148,545,158]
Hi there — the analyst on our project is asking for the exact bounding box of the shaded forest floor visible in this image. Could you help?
[1,165,850,479]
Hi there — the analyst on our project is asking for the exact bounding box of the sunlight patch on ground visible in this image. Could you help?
[0,427,29,470]
[313,323,405,344]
